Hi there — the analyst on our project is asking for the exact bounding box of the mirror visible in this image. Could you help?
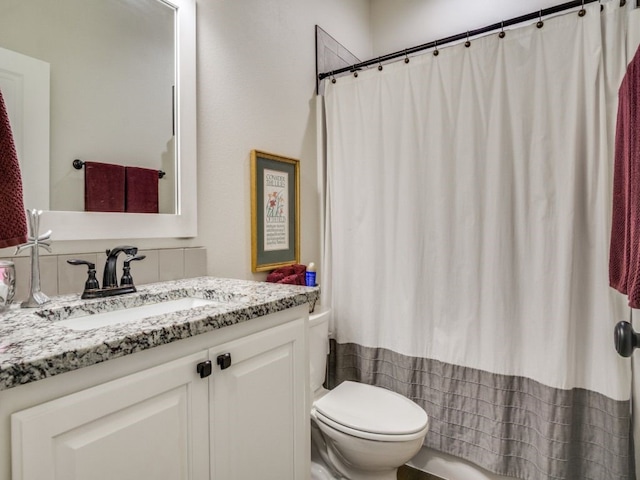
[0,0,196,240]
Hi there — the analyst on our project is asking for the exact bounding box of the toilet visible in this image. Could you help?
[309,308,429,480]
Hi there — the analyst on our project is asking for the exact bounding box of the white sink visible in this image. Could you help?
[57,297,218,331]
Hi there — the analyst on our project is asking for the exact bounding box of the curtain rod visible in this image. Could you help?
[318,0,615,82]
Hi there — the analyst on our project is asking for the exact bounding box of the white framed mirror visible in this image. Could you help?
[0,0,196,240]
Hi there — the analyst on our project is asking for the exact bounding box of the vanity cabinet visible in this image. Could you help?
[11,351,210,480]
[209,319,306,480]
[6,306,309,480]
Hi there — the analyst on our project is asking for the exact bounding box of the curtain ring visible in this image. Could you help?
[579,0,586,16]
[433,40,439,56]
[465,31,471,48]
[499,21,506,38]
[404,50,410,64]
[330,72,336,84]
[536,10,544,28]
[353,70,358,78]
[378,58,383,71]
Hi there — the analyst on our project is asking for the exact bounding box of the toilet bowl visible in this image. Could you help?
[309,308,429,480]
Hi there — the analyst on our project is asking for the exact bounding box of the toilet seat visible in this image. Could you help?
[312,381,429,442]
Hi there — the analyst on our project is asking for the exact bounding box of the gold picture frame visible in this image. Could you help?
[250,150,300,272]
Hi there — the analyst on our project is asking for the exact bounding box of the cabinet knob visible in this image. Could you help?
[196,360,212,378]
[217,353,232,370]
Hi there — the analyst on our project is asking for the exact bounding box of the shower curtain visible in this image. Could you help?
[323,3,637,479]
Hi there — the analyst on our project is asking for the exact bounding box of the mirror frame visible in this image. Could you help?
[39,0,197,241]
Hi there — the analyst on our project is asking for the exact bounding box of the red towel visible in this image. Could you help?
[610,45,640,307]
[125,166,159,213]
[84,161,125,212]
[266,264,307,285]
[0,89,27,248]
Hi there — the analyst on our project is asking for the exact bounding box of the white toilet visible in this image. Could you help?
[309,308,429,480]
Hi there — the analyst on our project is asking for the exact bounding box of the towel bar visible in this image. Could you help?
[73,159,166,178]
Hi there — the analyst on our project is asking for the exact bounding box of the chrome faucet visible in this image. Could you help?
[103,246,138,289]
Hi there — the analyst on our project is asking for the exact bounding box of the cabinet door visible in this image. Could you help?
[11,351,210,480]
[209,317,307,480]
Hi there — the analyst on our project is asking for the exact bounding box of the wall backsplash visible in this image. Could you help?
[0,247,206,302]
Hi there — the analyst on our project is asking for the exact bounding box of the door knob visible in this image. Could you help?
[614,321,640,357]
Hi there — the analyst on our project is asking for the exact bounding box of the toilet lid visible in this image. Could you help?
[313,381,428,436]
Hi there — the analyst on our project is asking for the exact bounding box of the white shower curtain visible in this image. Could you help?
[323,3,636,479]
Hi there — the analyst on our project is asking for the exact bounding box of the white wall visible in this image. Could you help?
[372,0,567,57]
[196,0,371,280]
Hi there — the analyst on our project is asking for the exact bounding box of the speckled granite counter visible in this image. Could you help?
[0,277,319,391]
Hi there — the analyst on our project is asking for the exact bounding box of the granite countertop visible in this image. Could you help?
[0,277,319,391]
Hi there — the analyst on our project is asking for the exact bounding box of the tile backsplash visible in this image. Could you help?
[1,247,207,301]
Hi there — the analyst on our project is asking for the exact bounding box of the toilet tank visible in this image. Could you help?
[309,307,331,394]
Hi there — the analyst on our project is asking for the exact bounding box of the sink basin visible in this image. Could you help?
[56,297,218,331]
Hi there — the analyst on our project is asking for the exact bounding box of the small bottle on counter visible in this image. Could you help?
[306,262,317,287]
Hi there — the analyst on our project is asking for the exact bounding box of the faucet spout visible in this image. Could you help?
[102,246,138,288]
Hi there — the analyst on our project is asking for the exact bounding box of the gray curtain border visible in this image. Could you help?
[328,341,635,480]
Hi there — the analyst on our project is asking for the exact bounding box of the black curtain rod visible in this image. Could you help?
[318,0,618,82]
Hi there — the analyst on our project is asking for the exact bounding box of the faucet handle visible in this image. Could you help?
[67,259,95,269]
[120,255,146,286]
[67,259,100,293]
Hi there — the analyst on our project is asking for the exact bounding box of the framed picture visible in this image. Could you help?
[250,150,300,272]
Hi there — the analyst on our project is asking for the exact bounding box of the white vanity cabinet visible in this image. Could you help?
[5,305,309,480]
[209,318,307,480]
[11,351,211,480]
